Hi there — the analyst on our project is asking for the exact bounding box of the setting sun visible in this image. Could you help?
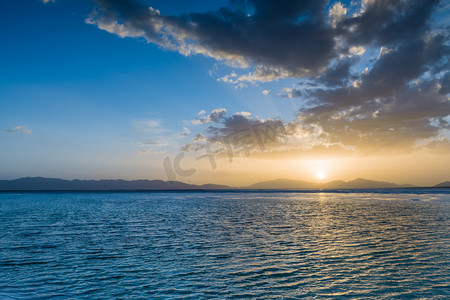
[316,170,326,180]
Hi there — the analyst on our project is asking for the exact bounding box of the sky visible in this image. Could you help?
[0,0,449,186]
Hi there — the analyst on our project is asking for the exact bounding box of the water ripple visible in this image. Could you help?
[0,191,449,298]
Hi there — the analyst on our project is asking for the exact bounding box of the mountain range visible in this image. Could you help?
[0,177,448,191]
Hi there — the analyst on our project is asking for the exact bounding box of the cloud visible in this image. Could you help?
[349,46,366,56]
[307,34,449,107]
[41,0,56,3]
[339,0,440,46]
[281,13,449,153]
[297,76,450,154]
[179,127,191,136]
[210,108,227,122]
[193,133,206,142]
[133,120,182,150]
[131,119,167,133]
[87,0,449,156]
[202,114,292,158]
[192,108,227,124]
[423,137,450,154]
[88,0,336,79]
[281,88,302,98]
[138,140,167,147]
[262,90,271,95]
[316,59,353,87]
[186,77,450,156]
[138,148,166,156]
[87,0,445,87]
[329,2,347,27]
[183,109,340,159]
[180,143,193,152]
[2,125,32,134]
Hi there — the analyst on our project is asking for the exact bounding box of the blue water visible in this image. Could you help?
[0,190,449,299]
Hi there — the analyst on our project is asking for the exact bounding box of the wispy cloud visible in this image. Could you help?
[131,119,167,134]
[138,140,168,147]
[138,148,166,156]
[2,125,32,134]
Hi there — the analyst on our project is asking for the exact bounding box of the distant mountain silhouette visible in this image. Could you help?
[0,177,230,191]
[0,176,446,191]
[244,178,414,190]
[245,178,319,189]
[322,178,414,189]
[434,181,450,188]
[199,183,231,189]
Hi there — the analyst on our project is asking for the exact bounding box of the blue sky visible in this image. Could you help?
[1,0,449,185]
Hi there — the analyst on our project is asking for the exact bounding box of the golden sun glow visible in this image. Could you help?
[316,170,326,180]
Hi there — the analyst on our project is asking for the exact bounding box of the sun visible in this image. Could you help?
[316,170,326,180]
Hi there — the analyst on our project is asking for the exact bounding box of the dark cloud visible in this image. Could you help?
[339,0,440,46]
[298,76,450,153]
[205,112,288,148]
[317,59,353,87]
[439,71,450,95]
[185,109,338,159]
[308,34,449,107]
[231,0,325,22]
[210,108,227,122]
[192,108,227,124]
[88,0,446,82]
[89,0,335,76]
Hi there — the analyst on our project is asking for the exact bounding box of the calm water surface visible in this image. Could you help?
[0,190,449,299]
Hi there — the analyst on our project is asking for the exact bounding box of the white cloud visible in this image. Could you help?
[352,80,362,88]
[378,46,393,59]
[329,2,347,27]
[234,111,252,118]
[262,90,271,95]
[349,46,366,56]
[237,66,296,83]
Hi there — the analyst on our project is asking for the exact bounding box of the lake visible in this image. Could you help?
[0,190,449,299]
